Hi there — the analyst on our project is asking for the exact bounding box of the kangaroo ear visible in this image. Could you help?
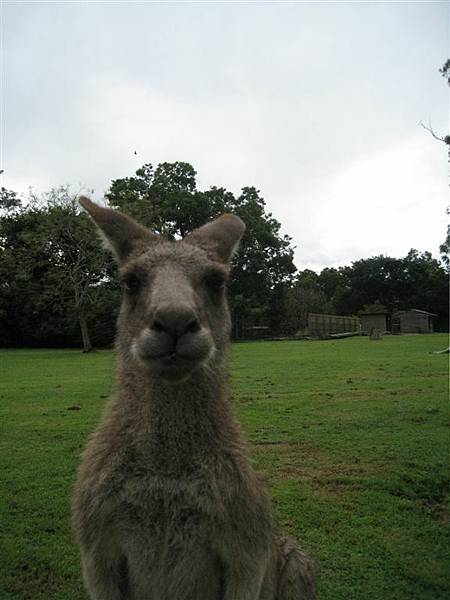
[79,196,157,262]
[184,214,245,263]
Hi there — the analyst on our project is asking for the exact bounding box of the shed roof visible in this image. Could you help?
[397,309,438,317]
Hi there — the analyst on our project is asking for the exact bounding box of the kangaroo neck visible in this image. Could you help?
[115,357,238,474]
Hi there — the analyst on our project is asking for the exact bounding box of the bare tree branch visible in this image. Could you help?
[419,120,448,144]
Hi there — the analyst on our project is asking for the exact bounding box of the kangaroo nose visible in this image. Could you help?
[150,306,200,341]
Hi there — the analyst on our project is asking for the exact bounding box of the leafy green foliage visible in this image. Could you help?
[279,271,328,334]
[439,59,450,86]
[0,187,21,211]
[0,187,118,348]
[439,207,450,268]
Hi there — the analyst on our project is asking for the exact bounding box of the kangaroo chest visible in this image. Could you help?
[118,471,221,531]
[114,473,226,600]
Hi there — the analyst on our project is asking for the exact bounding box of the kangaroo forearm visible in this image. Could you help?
[222,555,268,600]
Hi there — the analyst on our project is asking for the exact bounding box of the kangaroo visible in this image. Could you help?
[72,197,317,600]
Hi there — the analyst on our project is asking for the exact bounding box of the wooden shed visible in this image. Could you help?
[392,309,437,334]
[359,311,390,334]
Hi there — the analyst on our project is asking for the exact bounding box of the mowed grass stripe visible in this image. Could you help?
[1,334,449,599]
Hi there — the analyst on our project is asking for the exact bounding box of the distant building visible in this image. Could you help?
[392,309,437,334]
[359,311,390,334]
[304,309,437,338]
[307,313,361,337]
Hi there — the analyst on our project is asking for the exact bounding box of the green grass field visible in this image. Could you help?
[1,334,449,599]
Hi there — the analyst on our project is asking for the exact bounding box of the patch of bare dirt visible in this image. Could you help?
[250,441,379,495]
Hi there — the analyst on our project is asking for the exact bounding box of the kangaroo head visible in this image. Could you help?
[79,197,245,382]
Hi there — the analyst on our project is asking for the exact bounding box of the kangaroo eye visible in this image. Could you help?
[204,270,227,293]
[122,273,141,294]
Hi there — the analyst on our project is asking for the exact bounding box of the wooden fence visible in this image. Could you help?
[307,313,361,337]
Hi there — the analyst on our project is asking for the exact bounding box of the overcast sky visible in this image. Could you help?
[2,1,448,271]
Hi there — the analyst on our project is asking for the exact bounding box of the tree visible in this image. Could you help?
[439,205,450,269]
[0,196,67,346]
[326,256,403,315]
[439,59,450,85]
[402,249,448,328]
[280,280,327,334]
[0,187,116,350]
[106,162,297,336]
[0,187,21,211]
[420,60,450,147]
[420,60,450,269]
[316,267,343,299]
[41,190,111,351]
[106,162,210,236]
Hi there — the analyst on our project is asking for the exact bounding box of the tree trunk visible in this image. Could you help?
[79,313,93,353]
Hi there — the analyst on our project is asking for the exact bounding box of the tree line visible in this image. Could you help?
[0,161,448,350]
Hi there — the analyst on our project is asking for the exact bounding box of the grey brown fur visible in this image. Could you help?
[72,197,317,600]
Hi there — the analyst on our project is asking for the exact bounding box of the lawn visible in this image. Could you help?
[1,334,449,599]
